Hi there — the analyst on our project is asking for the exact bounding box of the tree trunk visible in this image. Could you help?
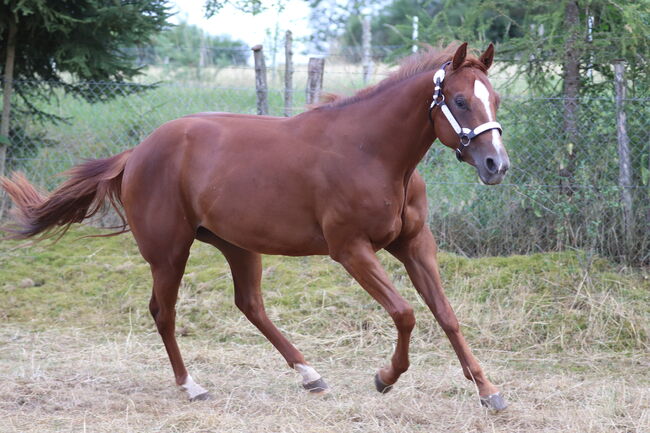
[560,0,580,195]
[1,18,18,220]
[1,18,17,179]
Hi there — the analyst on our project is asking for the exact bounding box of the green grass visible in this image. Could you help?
[1,227,647,354]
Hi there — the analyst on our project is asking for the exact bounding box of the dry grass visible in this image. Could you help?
[0,228,648,432]
[0,326,647,433]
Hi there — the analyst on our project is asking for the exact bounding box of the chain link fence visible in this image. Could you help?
[3,57,649,264]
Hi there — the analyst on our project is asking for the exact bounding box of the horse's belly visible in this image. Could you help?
[203,221,329,256]
[199,198,329,256]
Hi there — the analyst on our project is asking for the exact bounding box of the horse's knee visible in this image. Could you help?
[393,306,416,333]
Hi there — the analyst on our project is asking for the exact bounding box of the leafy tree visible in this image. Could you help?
[152,21,249,69]
[419,0,648,95]
[0,0,170,180]
[204,0,286,16]
[339,0,443,60]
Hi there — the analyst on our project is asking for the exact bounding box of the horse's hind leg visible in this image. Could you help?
[196,228,329,393]
[131,222,211,401]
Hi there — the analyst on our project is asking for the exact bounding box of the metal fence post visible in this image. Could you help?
[284,31,293,117]
[412,16,419,53]
[614,60,633,250]
[306,57,325,106]
[252,45,268,115]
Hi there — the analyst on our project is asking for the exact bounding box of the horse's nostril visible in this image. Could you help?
[485,157,497,174]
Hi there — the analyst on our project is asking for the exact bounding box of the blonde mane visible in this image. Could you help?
[318,43,488,109]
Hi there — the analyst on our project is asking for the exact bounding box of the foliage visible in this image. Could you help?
[416,0,649,96]
[340,0,442,61]
[419,95,650,264]
[150,21,249,68]
[204,0,286,16]
[0,0,170,100]
[0,0,170,167]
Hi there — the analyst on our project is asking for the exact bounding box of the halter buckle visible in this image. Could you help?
[433,68,446,84]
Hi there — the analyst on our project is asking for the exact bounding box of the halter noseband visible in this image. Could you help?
[428,61,503,162]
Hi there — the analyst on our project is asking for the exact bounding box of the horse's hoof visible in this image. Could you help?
[302,377,330,394]
[479,392,508,411]
[374,373,393,394]
[190,391,213,402]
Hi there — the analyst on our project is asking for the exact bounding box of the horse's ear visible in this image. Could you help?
[479,43,495,70]
[452,42,468,70]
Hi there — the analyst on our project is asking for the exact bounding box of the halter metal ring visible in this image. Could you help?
[459,134,471,146]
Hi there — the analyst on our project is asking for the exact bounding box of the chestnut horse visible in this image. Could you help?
[1,43,510,410]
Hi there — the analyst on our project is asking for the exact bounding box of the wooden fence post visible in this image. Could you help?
[362,14,372,85]
[197,33,207,79]
[306,57,325,106]
[252,44,268,115]
[614,60,633,250]
[284,30,293,117]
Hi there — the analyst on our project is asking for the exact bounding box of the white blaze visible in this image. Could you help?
[474,79,505,167]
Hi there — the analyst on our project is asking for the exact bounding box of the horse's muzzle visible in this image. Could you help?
[477,154,509,185]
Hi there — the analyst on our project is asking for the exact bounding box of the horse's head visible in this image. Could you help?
[430,43,510,185]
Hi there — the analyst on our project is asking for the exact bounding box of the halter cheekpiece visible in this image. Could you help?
[428,61,503,162]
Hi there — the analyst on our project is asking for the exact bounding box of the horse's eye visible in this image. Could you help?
[455,97,467,109]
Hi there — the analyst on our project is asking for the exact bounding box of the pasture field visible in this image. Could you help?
[0,227,648,432]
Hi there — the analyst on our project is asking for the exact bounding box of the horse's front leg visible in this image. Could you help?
[387,226,508,410]
[330,240,416,392]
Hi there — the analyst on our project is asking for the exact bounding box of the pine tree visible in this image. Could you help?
[0,0,170,179]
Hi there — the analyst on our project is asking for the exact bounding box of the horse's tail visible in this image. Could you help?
[1,149,133,240]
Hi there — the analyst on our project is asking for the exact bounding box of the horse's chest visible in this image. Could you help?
[354,197,404,248]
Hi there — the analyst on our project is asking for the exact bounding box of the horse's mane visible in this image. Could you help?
[317,42,488,109]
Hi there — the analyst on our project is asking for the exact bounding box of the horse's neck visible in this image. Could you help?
[325,73,437,178]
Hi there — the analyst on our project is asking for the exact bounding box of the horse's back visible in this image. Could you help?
[121,113,330,255]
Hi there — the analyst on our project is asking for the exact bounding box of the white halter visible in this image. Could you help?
[428,61,503,161]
